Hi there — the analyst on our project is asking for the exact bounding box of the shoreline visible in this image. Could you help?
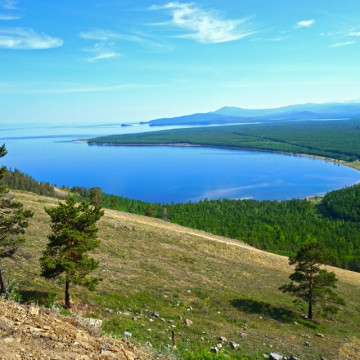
[85,140,360,172]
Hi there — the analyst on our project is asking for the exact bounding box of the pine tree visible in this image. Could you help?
[40,196,104,309]
[280,239,344,319]
[0,144,33,294]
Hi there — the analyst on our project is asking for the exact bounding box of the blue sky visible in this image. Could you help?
[1,0,360,124]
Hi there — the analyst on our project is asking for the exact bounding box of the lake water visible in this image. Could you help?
[1,122,360,203]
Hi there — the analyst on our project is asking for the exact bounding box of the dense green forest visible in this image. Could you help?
[70,184,360,273]
[89,119,360,162]
[5,168,58,197]
[4,168,360,272]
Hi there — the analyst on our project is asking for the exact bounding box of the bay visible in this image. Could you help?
[1,123,360,203]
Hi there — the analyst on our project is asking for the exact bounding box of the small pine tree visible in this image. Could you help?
[0,144,33,294]
[145,204,156,217]
[40,196,104,309]
[89,187,103,207]
[280,239,344,319]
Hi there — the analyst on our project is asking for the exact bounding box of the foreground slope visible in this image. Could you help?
[6,191,360,360]
[0,299,161,360]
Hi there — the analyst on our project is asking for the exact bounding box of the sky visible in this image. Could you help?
[1,0,360,124]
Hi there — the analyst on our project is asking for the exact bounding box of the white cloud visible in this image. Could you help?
[296,19,315,29]
[88,51,121,62]
[349,31,360,37]
[79,29,143,43]
[1,0,17,10]
[82,42,121,62]
[0,13,20,20]
[150,2,256,43]
[329,41,356,48]
[0,28,63,49]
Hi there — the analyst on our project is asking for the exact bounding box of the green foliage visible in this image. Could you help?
[5,168,57,198]
[0,144,33,294]
[145,204,156,217]
[280,240,345,319]
[90,187,103,207]
[40,196,104,308]
[89,119,360,161]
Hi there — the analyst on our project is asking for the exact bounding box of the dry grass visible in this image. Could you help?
[5,190,360,360]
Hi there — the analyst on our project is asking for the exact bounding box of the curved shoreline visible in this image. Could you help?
[85,140,360,172]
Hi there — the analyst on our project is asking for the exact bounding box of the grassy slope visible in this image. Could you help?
[6,191,360,360]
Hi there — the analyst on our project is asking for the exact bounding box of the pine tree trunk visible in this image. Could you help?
[65,281,70,309]
[0,260,7,295]
[308,300,313,319]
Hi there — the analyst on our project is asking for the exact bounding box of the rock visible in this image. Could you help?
[187,306,193,311]
[263,354,269,359]
[75,331,89,342]
[82,317,103,328]
[184,319,193,326]
[124,331,132,338]
[269,354,283,360]
[228,341,240,350]
[210,347,219,354]
[3,337,14,344]
[216,343,222,349]
[43,326,51,330]
[317,333,325,338]
[28,306,39,316]
[218,336,227,342]
[288,356,300,360]
[301,333,310,338]
[305,342,311,347]
[149,318,154,322]
[100,350,117,359]
[150,311,160,318]
[145,341,152,347]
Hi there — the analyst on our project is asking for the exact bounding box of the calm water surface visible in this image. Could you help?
[1,122,360,203]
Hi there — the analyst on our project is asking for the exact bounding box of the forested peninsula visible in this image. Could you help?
[87,119,360,165]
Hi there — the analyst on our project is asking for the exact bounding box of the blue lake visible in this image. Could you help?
[1,122,360,203]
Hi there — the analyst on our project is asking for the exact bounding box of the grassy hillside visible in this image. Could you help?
[88,119,360,162]
[5,191,360,360]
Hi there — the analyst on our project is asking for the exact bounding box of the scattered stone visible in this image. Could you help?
[293,322,298,325]
[301,333,310,338]
[269,353,283,360]
[317,333,325,338]
[43,326,51,330]
[288,356,300,360]
[321,357,327,360]
[82,318,103,328]
[305,342,311,347]
[218,336,227,342]
[28,306,39,316]
[145,341,152,347]
[150,311,160,318]
[210,347,219,354]
[178,315,182,320]
[100,350,117,359]
[2,337,14,344]
[124,331,132,338]
[216,343,222,349]
[187,290,191,294]
[187,306,193,311]
[228,341,240,350]
[184,319,193,326]
[263,354,269,359]
[75,331,89,343]
[149,318,154,322]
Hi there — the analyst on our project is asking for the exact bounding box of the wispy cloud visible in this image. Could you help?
[296,19,315,29]
[80,34,122,62]
[150,2,256,44]
[0,13,20,20]
[348,31,360,37]
[329,41,356,48]
[87,50,121,62]
[1,0,18,10]
[80,29,143,43]
[0,28,63,49]
[0,81,155,95]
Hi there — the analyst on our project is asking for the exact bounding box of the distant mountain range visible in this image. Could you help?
[145,102,360,126]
